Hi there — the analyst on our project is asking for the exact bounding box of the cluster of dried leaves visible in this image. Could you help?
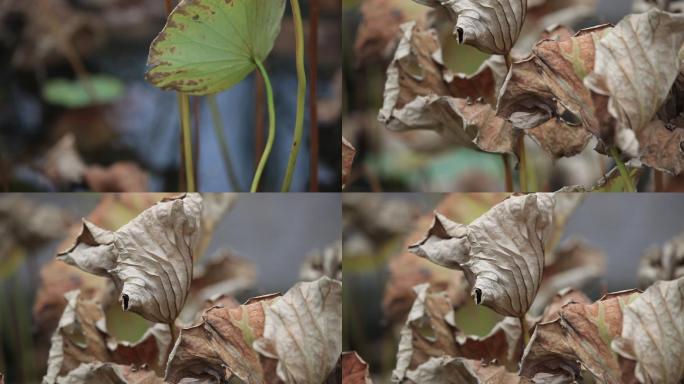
[373,0,684,185]
[32,194,342,383]
[344,193,684,384]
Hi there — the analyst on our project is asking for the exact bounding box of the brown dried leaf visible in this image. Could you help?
[409,194,555,317]
[378,22,514,154]
[54,362,163,384]
[253,277,343,383]
[342,352,373,384]
[57,194,202,324]
[342,137,356,189]
[167,277,342,384]
[612,277,684,384]
[638,230,684,289]
[415,0,528,55]
[165,293,280,383]
[84,162,149,192]
[584,9,684,170]
[521,290,641,383]
[393,284,524,382]
[353,0,407,66]
[43,290,170,383]
[405,356,532,384]
[497,26,611,157]
[191,249,256,301]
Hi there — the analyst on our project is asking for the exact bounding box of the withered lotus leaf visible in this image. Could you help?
[43,290,170,384]
[413,0,528,55]
[54,362,163,384]
[57,194,202,324]
[405,356,532,384]
[342,352,373,384]
[393,284,524,382]
[165,293,280,383]
[584,9,684,164]
[521,290,641,384]
[253,276,343,383]
[497,26,611,157]
[612,277,684,384]
[166,276,342,384]
[409,193,555,317]
[638,230,684,289]
[378,22,514,154]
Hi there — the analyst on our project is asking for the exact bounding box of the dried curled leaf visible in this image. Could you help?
[415,0,528,55]
[409,194,555,317]
[612,277,684,384]
[405,356,531,384]
[638,230,684,289]
[54,362,163,384]
[584,9,684,169]
[254,276,343,383]
[57,194,202,324]
[497,26,611,157]
[300,240,342,281]
[393,284,524,382]
[342,352,373,384]
[378,22,515,154]
[521,290,641,384]
[43,290,170,383]
[167,277,342,384]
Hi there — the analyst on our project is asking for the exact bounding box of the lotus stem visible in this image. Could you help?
[609,147,635,192]
[281,0,307,192]
[208,95,242,191]
[309,0,320,191]
[164,321,179,368]
[654,170,664,192]
[520,316,530,350]
[251,59,276,192]
[502,154,513,192]
[179,94,196,192]
[504,52,513,70]
[517,134,527,192]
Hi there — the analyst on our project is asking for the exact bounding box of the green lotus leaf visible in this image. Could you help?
[145,0,286,95]
[42,76,124,108]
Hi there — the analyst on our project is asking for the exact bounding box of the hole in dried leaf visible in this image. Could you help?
[121,294,129,311]
[475,288,482,305]
[456,27,465,44]
[680,141,684,153]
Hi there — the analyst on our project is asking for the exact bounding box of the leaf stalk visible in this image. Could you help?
[251,59,276,192]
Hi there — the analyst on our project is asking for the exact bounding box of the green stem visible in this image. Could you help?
[251,59,276,192]
[179,94,196,192]
[208,95,242,191]
[281,0,307,192]
[610,147,635,192]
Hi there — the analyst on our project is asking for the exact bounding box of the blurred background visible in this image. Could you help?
[0,0,342,192]
[343,193,684,382]
[341,0,684,192]
[0,193,341,382]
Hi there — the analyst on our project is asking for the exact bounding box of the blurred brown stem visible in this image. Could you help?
[502,154,513,192]
[517,134,527,192]
[655,170,664,192]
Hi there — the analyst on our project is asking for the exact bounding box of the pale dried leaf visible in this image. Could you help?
[57,194,202,323]
[404,356,532,384]
[612,277,684,384]
[638,230,684,289]
[253,276,343,383]
[584,9,684,163]
[300,240,342,281]
[415,0,528,55]
[409,194,555,317]
[378,22,514,154]
[84,162,149,192]
[40,133,87,187]
[342,352,373,384]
